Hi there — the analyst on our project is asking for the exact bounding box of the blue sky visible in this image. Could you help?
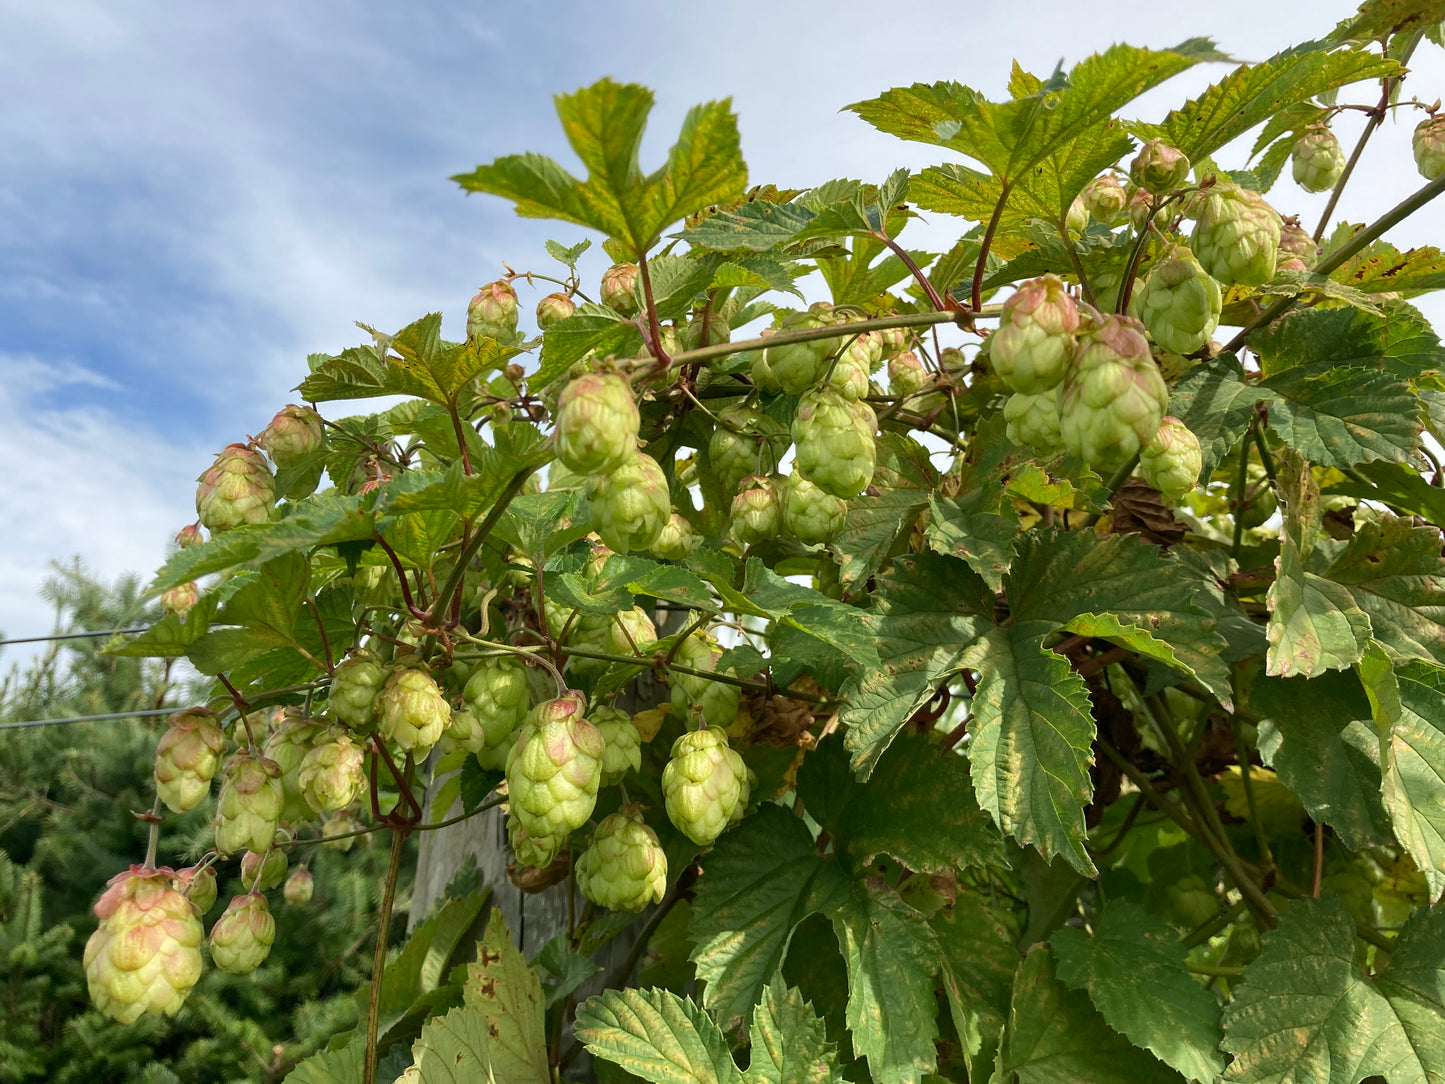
[2,0,1442,652]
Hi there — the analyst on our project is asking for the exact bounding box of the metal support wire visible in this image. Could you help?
[0,708,177,732]
[0,628,149,648]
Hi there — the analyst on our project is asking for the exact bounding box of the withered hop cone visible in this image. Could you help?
[153,707,227,813]
[84,867,204,1024]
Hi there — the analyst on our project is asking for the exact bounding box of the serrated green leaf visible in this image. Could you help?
[832,432,937,589]
[535,931,604,1009]
[536,304,645,389]
[924,487,1019,593]
[1052,900,1225,1083]
[281,1039,365,1084]
[1324,516,1445,667]
[683,199,817,252]
[411,1002,494,1082]
[106,592,218,659]
[575,987,743,1084]
[1325,460,1445,528]
[546,237,592,268]
[1261,362,1422,470]
[1167,355,1263,481]
[1253,303,1444,381]
[933,894,1018,1083]
[1333,0,1445,44]
[1333,242,1445,296]
[745,975,844,1084]
[462,909,550,1083]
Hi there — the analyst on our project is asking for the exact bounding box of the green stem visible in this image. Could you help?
[1188,962,1245,978]
[430,467,537,626]
[364,825,410,1084]
[1231,427,1254,561]
[1231,715,1275,874]
[1183,898,1249,949]
[1083,453,1141,528]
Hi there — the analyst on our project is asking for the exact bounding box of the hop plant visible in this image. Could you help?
[214,752,284,856]
[176,864,217,915]
[1277,217,1319,272]
[708,405,785,497]
[989,274,1081,394]
[576,806,668,912]
[262,715,327,823]
[591,705,643,786]
[752,311,840,393]
[153,707,226,814]
[1191,181,1281,286]
[1140,416,1204,502]
[377,668,452,754]
[662,727,749,846]
[536,291,577,329]
[327,649,387,730]
[505,694,605,842]
[792,389,877,500]
[650,512,696,561]
[283,868,314,905]
[1415,115,1445,180]
[1129,244,1221,354]
[780,468,848,544]
[669,632,741,729]
[298,729,366,812]
[208,892,276,974]
[729,474,782,546]
[160,581,201,619]
[195,443,275,532]
[554,373,641,476]
[467,279,519,340]
[83,867,204,1024]
[587,451,670,552]
[1058,313,1169,466]
[600,262,640,316]
[1291,125,1345,192]
[256,404,325,468]
[1081,173,1128,223]
[1130,140,1190,195]
[1003,391,1064,456]
[462,656,531,770]
[239,848,288,892]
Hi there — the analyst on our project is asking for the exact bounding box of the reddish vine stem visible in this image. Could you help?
[972,185,1012,311]
[305,598,334,672]
[636,252,668,366]
[875,230,949,311]
[1312,824,1326,898]
[446,400,474,475]
[373,533,429,621]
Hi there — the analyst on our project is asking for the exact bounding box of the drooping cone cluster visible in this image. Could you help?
[1003,392,1064,456]
[729,475,782,546]
[377,668,451,754]
[1140,416,1203,501]
[662,727,750,846]
[1130,245,1221,355]
[467,279,519,341]
[261,713,327,823]
[208,892,276,974]
[600,262,640,316]
[214,752,284,856]
[1058,313,1169,466]
[792,389,877,499]
[670,631,741,729]
[1130,140,1190,195]
[554,373,641,476]
[781,468,848,544]
[195,443,275,533]
[84,867,204,1024]
[505,694,605,858]
[587,451,671,552]
[990,274,1080,394]
[535,291,576,329]
[752,310,841,394]
[1415,116,1445,180]
[462,656,532,769]
[298,729,366,812]
[591,705,642,786]
[576,806,668,912]
[328,649,388,730]
[1191,181,1281,286]
[154,707,226,813]
[1291,125,1345,192]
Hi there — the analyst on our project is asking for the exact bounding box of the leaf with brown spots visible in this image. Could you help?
[460,909,550,1084]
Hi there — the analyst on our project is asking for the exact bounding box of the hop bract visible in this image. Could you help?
[1291,125,1345,193]
[591,706,643,786]
[328,649,388,730]
[504,694,605,842]
[377,668,451,754]
[587,452,670,552]
[669,631,741,729]
[1003,391,1064,456]
[577,806,668,912]
[1130,244,1221,355]
[256,404,325,468]
[600,262,640,316]
[1140,416,1203,502]
[536,291,576,329]
[780,468,848,544]
[729,475,782,546]
[83,867,203,1024]
[1058,314,1169,466]
[298,729,366,813]
[555,373,640,476]
[792,389,877,500]
[1191,182,1281,286]
[195,443,275,533]
[214,752,284,856]
[467,279,519,340]
[463,656,531,770]
[208,892,276,974]
[662,727,749,846]
[990,274,1081,394]
[153,707,226,814]
[1414,116,1445,180]
[1130,140,1190,195]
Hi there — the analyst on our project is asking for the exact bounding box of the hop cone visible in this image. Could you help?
[888,350,928,398]
[1130,140,1190,195]
[669,632,741,729]
[441,709,487,757]
[507,813,565,870]
[577,806,668,912]
[1003,391,1064,456]
[1058,314,1169,466]
[662,727,748,846]
[505,694,605,841]
[322,811,361,852]
[1277,218,1319,272]
[878,325,909,359]
[283,868,314,905]
[328,649,387,730]
[708,405,785,497]
[827,354,871,401]
[752,312,838,394]
[1292,125,1345,193]
[174,523,204,549]
[1415,115,1445,180]
[1130,244,1221,355]
[780,468,848,544]
[256,404,324,468]
[196,443,275,532]
[83,867,203,1024]
[587,451,670,552]
[208,892,275,974]
[1140,416,1203,502]
[239,848,288,892]
[608,606,657,656]
[1082,174,1128,223]
[377,668,451,754]
[160,581,201,619]
[650,512,696,561]
[990,274,1081,394]
[214,753,284,856]
[176,864,217,915]
[600,262,640,316]
[554,373,640,476]
[154,707,226,814]
[729,475,781,546]
[467,279,519,340]
[298,729,366,812]
[591,705,642,786]
[463,656,531,770]
[536,291,576,329]
[1066,196,1088,234]
[1191,182,1281,286]
[792,389,876,500]
[262,716,327,823]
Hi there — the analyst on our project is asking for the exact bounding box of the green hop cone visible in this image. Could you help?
[377,668,451,755]
[792,389,877,500]
[283,868,314,905]
[195,443,275,533]
[650,512,696,561]
[1140,416,1203,502]
[1065,196,1088,234]
[729,474,781,546]
[440,709,486,757]
[780,468,848,544]
[256,404,325,468]
[1058,313,1169,466]
[1130,140,1190,195]
[587,451,670,552]
[1414,115,1445,180]
[160,581,200,619]
[888,350,929,399]
[827,354,871,401]
[576,806,668,912]
[591,705,643,786]
[1082,173,1128,223]
[467,279,519,341]
[708,405,785,497]
[83,867,204,1025]
[214,752,284,856]
[462,656,531,770]
[1129,244,1221,355]
[153,707,227,814]
[753,311,839,394]
[554,373,640,476]
[174,523,204,549]
[1291,125,1345,193]
[176,864,217,915]
[1003,391,1064,456]
[507,813,565,870]
[328,649,387,730]
[505,693,605,841]
[536,291,576,329]
[600,262,640,316]
[208,892,276,975]
[240,848,288,892]
[298,729,366,813]
[989,274,1081,394]
[322,811,361,852]
[878,325,910,359]
[261,715,327,823]
[1191,181,1281,286]
[1277,217,1319,273]
[608,606,657,656]
[669,632,741,729]
[662,727,748,846]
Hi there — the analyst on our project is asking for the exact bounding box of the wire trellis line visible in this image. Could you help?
[0,708,177,732]
[0,628,149,648]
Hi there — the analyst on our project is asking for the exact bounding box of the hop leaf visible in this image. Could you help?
[195,443,275,533]
[208,892,276,974]
[153,707,226,814]
[662,727,749,846]
[83,867,204,1024]
[555,373,641,476]
[587,451,671,552]
[505,694,606,841]
[576,806,668,912]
